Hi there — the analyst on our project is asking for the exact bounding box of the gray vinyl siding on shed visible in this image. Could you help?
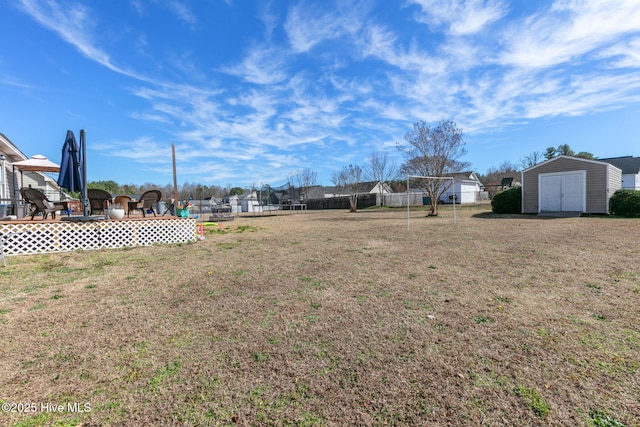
[522,156,621,214]
[608,166,622,201]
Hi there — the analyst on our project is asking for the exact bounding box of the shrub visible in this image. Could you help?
[491,186,522,214]
[610,189,640,216]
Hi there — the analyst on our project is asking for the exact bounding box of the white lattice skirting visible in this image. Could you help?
[0,218,197,257]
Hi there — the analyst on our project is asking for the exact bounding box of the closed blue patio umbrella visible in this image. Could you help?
[57,130,82,193]
[58,129,90,218]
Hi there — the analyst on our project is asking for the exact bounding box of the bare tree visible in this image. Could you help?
[480,161,520,184]
[519,151,543,170]
[289,168,318,202]
[479,161,520,199]
[332,164,363,212]
[364,151,398,206]
[397,120,469,216]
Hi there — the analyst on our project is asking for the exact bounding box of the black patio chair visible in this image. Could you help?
[20,187,67,220]
[88,189,113,216]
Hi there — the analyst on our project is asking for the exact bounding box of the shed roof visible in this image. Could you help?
[599,156,640,174]
[521,155,614,173]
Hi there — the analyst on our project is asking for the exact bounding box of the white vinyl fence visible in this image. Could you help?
[0,218,197,257]
[381,191,489,207]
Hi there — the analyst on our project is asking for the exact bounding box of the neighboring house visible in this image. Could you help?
[1,133,65,217]
[224,191,262,213]
[226,194,241,213]
[366,181,393,196]
[1,132,28,206]
[501,177,515,188]
[303,186,328,200]
[439,171,485,204]
[521,155,622,214]
[240,190,261,213]
[599,156,640,190]
[483,177,522,199]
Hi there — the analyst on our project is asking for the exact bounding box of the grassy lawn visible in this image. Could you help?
[1,205,638,426]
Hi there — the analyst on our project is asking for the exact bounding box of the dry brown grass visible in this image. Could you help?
[1,205,639,426]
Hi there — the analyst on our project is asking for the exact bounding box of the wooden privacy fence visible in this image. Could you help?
[0,218,197,257]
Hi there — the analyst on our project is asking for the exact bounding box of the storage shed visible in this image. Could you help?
[521,156,622,214]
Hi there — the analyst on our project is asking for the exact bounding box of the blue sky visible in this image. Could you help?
[1,0,640,188]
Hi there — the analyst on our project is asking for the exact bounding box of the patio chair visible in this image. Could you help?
[20,187,67,220]
[133,190,162,217]
[88,189,113,216]
[113,195,133,217]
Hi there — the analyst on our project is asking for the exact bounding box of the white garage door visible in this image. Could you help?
[539,172,584,212]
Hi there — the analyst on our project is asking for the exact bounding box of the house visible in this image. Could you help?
[599,156,640,190]
[1,133,27,206]
[367,181,393,196]
[438,171,485,204]
[521,155,622,214]
[1,133,66,217]
[240,190,262,213]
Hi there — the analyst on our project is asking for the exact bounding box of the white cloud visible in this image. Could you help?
[521,73,640,118]
[17,0,156,84]
[164,0,197,27]
[130,0,144,16]
[220,44,289,84]
[0,75,39,90]
[357,0,640,135]
[410,0,507,35]
[498,0,640,69]
[95,136,169,163]
[258,2,279,41]
[284,1,364,53]
[360,25,448,73]
[599,37,640,68]
[130,112,174,125]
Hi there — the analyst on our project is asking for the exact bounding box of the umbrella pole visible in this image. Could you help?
[80,129,89,217]
[172,143,178,213]
[12,165,19,215]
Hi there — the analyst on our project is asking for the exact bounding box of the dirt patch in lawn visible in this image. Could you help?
[1,205,639,426]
